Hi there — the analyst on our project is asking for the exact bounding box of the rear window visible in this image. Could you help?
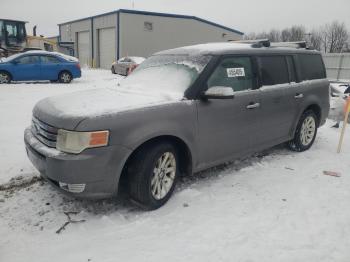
[258,56,289,86]
[298,54,326,80]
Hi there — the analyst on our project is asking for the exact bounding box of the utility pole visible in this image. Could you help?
[304,33,312,46]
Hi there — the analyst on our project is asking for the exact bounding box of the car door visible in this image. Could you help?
[196,56,261,169]
[255,55,299,148]
[12,55,41,81]
[40,55,62,80]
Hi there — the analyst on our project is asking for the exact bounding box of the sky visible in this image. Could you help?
[0,0,349,37]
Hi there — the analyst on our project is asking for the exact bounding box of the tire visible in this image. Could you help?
[111,66,116,74]
[58,71,72,83]
[288,110,318,152]
[127,142,179,210]
[0,71,11,84]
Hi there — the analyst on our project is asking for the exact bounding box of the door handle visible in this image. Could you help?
[246,102,260,109]
[294,93,304,99]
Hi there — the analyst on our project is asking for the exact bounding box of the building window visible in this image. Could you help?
[144,22,153,32]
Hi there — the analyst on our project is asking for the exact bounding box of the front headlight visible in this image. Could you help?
[56,129,109,154]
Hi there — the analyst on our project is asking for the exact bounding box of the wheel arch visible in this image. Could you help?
[58,69,73,78]
[304,103,322,126]
[118,135,193,192]
[0,70,13,80]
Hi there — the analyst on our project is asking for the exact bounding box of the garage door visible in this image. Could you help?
[99,27,116,69]
[77,31,90,67]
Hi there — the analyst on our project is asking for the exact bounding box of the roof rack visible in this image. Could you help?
[270,41,308,49]
[229,39,271,48]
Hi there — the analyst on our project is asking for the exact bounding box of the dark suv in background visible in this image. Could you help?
[25,40,330,209]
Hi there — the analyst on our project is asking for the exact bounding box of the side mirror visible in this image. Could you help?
[203,86,234,100]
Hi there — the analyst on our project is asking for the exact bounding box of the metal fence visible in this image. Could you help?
[323,53,350,81]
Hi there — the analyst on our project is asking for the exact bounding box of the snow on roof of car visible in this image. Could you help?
[128,57,146,64]
[155,42,320,56]
[16,50,79,62]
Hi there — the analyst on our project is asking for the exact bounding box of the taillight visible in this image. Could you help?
[76,63,81,70]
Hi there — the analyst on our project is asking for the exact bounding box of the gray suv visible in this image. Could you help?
[24,41,330,209]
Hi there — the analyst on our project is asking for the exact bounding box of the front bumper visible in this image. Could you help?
[24,127,131,199]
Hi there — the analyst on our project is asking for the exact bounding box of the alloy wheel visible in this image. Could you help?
[0,73,10,84]
[150,152,176,200]
[60,73,71,83]
[300,116,316,146]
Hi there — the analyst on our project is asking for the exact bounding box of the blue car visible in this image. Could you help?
[0,51,81,84]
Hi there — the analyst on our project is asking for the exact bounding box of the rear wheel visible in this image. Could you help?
[288,110,318,152]
[58,71,72,83]
[127,142,179,210]
[0,71,11,84]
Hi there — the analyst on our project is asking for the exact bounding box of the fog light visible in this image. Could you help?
[59,182,86,193]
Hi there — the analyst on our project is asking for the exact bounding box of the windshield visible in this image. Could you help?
[1,52,24,62]
[118,54,212,98]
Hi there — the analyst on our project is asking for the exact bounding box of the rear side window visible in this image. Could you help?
[298,54,326,80]
[258,56,289,86]
[207,57,256,92]
[41,56,60,63]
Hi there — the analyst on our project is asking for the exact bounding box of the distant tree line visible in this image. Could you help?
[244,21,349,53]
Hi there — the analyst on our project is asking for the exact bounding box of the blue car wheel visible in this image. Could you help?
[58,71,72,84]
[0,71,11,84]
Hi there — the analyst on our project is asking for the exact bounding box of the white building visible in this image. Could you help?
[58,9,244,69]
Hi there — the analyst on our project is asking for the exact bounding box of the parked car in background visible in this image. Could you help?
[0,51,81,84]
[330,82,350,97]
[25,41,329,210]
[111,56,145,76]
[329,82,350,124]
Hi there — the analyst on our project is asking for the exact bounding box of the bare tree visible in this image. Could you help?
[289,25,306,41]
[324,21,348,53]
[268,29,282,42]
[243,21,349,53]
[310,29,323,51]
[281,29,292,42]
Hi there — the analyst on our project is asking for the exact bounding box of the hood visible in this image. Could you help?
[33,88,179,130]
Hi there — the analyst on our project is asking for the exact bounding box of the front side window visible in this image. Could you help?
[16,55,40,64]
[207,57,256,92]
[5,22,17,38]
[298,54,326,80]
[258,56,289,86]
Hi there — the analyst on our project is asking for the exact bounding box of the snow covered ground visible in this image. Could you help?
[1,70,350,262]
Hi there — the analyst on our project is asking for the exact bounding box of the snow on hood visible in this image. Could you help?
[33,87,180,130]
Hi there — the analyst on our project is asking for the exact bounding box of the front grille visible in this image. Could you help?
[31,117,58,148]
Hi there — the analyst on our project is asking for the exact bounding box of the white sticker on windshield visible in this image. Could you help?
[227,68,245,78]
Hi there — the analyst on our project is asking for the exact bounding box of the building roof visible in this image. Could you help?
[156,42,321,56]
[0,18,28,23]
[58,9,244,35]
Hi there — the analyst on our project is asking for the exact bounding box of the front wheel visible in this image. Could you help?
[127,142,179,210]
[288,110,318,152]
[58,71,72,83]
[0,71,11,84]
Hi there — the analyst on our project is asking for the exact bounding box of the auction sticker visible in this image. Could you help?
[227,68,245,78]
